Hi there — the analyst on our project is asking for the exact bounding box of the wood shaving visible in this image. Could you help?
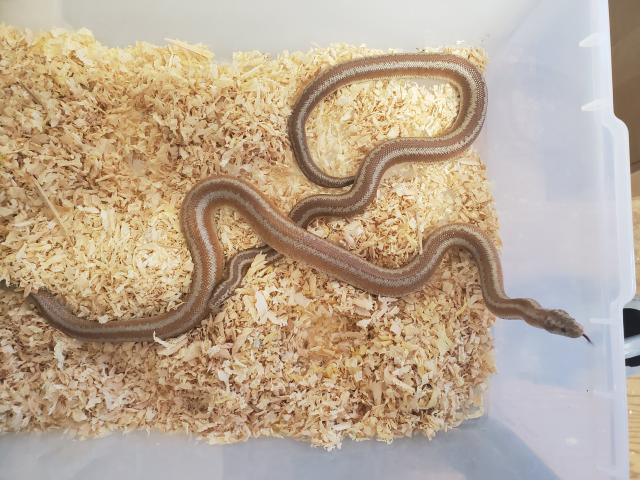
[0,26,497,449]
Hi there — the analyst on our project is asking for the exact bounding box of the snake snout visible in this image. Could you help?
[545,308,584,339]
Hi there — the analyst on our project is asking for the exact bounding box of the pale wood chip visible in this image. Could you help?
[0,25,497,450]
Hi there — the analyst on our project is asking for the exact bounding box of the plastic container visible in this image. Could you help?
[0,0,633,478]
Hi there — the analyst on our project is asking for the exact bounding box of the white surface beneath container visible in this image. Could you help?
[0,0,632,479]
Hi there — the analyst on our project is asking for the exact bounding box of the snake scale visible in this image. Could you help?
[28,53,588,343]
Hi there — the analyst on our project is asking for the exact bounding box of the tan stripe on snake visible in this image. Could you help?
[28,53,588,342]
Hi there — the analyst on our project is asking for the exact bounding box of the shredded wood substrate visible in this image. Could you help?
[0,26,498,449]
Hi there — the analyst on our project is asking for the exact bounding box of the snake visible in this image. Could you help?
[27,53,589,342]
[209,53,487,313]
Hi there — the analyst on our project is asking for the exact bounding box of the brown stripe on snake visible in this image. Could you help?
[29,183,223,342]
[210,53,487,313]
[31,177,586,342]
[28,53,588,342]
[288,53,487,188]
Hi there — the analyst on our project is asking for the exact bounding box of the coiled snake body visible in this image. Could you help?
[28,53,587,342]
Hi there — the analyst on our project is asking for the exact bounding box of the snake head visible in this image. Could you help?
[535,308,586,339]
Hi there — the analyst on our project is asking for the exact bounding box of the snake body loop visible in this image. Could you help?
[288,53,486,188]
[28,53,586,342]
[211,53,486,312]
